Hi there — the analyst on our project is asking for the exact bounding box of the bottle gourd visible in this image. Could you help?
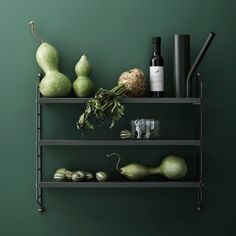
[29,21,71,97]
[107,153,188,180]
[73,52,95,97]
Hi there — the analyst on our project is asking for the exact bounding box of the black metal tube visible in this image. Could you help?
[186,32,215,97]
[173,34,190,97]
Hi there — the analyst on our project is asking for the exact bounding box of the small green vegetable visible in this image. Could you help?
[65,170,73,180]
[96,171,109,182]
[120,130,132,139]
[53,168,67,181]
[72,171,86,182]
[84,172,93,180]
[76,84,126,131]
[56,168,67,173]
[53,172,66,181]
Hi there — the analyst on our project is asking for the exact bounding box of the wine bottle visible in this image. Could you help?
[150,37,164,97]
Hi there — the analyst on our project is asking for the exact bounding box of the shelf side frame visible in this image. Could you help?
[196,73,203,211]
[36,73,44,212]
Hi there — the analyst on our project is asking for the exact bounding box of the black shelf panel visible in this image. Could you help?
[39,139,201,146]
[38,97,201,104]
[39,181,200,188]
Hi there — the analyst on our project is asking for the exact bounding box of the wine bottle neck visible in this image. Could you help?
[153,43,161,56]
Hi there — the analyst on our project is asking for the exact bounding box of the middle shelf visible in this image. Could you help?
[38,139,201,146]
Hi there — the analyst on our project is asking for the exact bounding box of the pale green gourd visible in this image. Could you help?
[107,153,188,180]
[65,170,73,180]
[120,130,132,139]
[53,172,66,182]
[96,171,109,182]
[29,21,71,97]
[72,171,86,182]
[73,52,95,97]
[53,168,67,181]
[84,172,93,180]
[75,52,92,76]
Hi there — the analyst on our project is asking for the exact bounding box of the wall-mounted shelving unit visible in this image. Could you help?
[36,73,203,212]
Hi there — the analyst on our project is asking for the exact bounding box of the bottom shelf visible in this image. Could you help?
[39,181,200,188]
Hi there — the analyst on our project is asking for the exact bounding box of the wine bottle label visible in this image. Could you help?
[150,66,164,91]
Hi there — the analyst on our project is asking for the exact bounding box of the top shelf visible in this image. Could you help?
[38,97,201,104]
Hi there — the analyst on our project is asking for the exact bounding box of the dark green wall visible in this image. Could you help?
[0,0,235,235]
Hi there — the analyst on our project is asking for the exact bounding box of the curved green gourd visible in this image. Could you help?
[108,153,188,180]
[73,52,95,97]
[29,21,71,97]
[120,163,151,180]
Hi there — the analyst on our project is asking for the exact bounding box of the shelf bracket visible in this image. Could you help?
[196,73,203,212]
[36,73,44,213]
[197,182,203,211]
[36,189,44,212]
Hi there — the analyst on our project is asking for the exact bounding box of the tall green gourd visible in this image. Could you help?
[73,52,95,97]
[29,21,71,97]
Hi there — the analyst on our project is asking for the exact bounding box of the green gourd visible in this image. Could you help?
[65,170,73,180]
[120,130,132,139]
[96,171,109,182]
[55,168,67,173]
[84,172,93,180]
[29,21,71,97]
[53,168,67,181]
[107,153,187,180]
[53,172,66,181]
[73,52,95,97]
[72,171,86,182]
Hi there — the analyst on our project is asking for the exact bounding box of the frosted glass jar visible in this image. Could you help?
[130,119,160,139]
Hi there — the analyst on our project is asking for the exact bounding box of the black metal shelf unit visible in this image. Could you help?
[36,73,203,212]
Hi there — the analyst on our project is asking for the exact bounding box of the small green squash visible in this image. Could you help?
[120,130,132,139]
[53,172,66,182]
[72,171,86,182]
[84,172,93,180]
[96,171,109,182]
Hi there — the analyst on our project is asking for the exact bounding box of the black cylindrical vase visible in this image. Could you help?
[173,34,190,97]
